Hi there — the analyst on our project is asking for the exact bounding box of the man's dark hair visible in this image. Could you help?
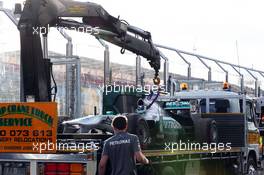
[112,115,127,130]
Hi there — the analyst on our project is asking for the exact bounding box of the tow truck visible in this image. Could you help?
[0,0,263,175]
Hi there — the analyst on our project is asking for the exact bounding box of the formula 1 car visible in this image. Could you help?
[62,90,218,149]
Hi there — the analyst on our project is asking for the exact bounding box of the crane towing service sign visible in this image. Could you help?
[0,102,58,153]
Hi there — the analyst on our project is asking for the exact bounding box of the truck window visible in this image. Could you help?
[200,99,230,113]
[228,99,241,113]
[246,102,254,122]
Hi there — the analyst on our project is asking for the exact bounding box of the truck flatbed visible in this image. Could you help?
[142,148,243,164]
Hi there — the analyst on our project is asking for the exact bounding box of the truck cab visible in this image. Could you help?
[165,88,263,174]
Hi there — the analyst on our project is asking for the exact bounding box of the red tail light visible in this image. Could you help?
[44,163,84,175]
[44,163,57,172]
[57,163,70,172]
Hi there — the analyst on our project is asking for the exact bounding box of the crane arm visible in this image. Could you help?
[17,0,161,102]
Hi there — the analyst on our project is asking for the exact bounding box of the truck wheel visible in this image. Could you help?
[136,120,150,148]
[247,157,257,175]
[161,166,176,175]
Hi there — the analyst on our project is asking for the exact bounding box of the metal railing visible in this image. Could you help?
[155,44,264,96]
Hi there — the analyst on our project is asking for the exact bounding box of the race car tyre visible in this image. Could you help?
[126,114,150,147]
[136,120,151,148]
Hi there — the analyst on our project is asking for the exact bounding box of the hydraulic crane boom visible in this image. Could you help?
[17,0,161,102]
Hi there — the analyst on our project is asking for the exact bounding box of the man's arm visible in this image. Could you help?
[99,141,110,175]
[135,151,149,164]
[132,135,149,164]
[99,155,109,175]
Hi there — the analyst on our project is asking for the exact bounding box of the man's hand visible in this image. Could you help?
[145,157,150,164]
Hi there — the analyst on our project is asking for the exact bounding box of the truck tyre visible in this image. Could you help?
[247,156,257,175]
[195,119,218,143]
[161,166,176,175]
[136,120,150,148]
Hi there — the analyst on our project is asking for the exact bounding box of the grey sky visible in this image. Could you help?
[0,0,264,88]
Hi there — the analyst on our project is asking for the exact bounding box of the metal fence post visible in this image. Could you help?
[136,55,141,87]
[159,52,169,92]
[246,69,258,97]
[42,36,48,59]
[215,61,228,82]
[58,29,73,117]
[97,38,110,86]
[196,56,211,82]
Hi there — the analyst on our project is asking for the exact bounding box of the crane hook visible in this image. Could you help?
[153,70,160,85]
[153,76,160,85]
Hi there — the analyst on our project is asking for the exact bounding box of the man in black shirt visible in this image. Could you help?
[99,115,149,175]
